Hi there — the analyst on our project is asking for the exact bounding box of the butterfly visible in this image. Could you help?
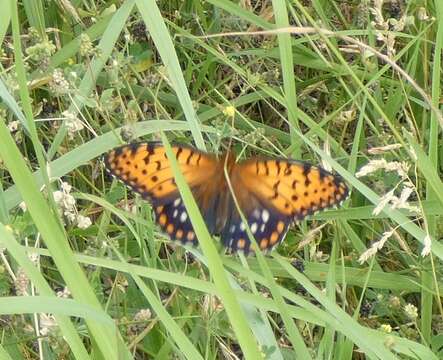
[104,142,349,254]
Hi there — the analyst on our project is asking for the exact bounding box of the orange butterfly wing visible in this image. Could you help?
[104,142,219,244]
[219,158,349,253]
[237,158,348,219]
[104,142,217,202]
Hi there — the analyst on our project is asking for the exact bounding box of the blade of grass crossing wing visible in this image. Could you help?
[224,178,311,357]
[160,133,263,358]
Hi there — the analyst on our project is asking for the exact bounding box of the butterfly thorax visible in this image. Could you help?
[191,151,237,233]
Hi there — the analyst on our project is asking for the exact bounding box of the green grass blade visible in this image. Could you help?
[272,0,301,156]
[0,345,13,360]
[0,117,129,360]
[0,224,91,359]
[48,0,136,159]
[0,0,11,43]
[136,0,205,150]
[0,296,113,325]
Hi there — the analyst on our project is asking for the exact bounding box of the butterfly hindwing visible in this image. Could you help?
[153,197,197,245]
[220,194,292,253]
[221,210,291,253]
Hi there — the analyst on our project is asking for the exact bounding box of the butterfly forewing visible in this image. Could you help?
[104,142,217,203]
[237,159,349,220]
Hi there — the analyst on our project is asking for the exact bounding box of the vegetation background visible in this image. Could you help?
[0,0,442,359]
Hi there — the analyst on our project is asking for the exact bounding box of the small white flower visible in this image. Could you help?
[134,308,152,322]
[7,121,19,132]
[380,324,392,333]
[19,201,27,212]
[417,7,429,21]
[404,303,418,320]
[65,211,77,223]
[56,287,71,298]
[77,215,92,229]
[60,181,72,193]
[222,105,236,118]
[28,253,39,265]
[62,110,84,138]
[39,313,57,336]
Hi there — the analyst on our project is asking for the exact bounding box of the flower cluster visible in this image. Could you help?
[62,110,84,139]
[50,68,71,95]
[369,0,413,58]
[79,33,94,57]
[356,158,419,215]
[53,181,91,229]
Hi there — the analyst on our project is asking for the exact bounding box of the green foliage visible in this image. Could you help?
[0,0,442,359]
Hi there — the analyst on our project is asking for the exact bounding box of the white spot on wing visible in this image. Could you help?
[260,224,266,233]
[173,198,181,207]
[180,212,188,223]
[262,209,270,223]
[230,225,236,233]
[240,222,246,231]
[173,209,178,218]
[250,223,258,234]
[253,209,260,219]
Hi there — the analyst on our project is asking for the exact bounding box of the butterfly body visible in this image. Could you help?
[104,142,348,254]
